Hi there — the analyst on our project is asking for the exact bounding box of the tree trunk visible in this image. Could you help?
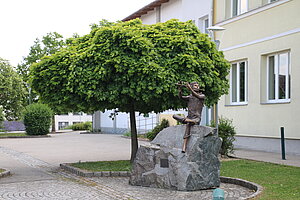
[51,115,56,133]
[129,106,138,163]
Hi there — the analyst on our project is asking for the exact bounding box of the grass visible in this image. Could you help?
[123,132,147,139]
[70,160,131,172]
[0,169,5,173]
[0,132,27,137]
[221,159,300,200]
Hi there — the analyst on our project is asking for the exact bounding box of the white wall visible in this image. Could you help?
[55,113,92,130]
[140,0,211,25]
[181,0,211,22]
[161,0,182,21]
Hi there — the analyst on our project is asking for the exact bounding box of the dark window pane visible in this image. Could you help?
[268,56,275,100]
[278,53,288,99]
[232,0,238,16]
[239,62,246,102]
[232,64,237,102]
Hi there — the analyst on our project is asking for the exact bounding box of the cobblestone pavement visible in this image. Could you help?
[0,143,254,200]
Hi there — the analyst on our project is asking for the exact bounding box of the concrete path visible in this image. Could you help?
[233,149,300,167]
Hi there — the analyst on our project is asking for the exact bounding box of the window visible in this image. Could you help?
[232,0,248,17]
[58,122,69,130]
[267,52,290,102]
[230,60,248,104]
[198,16,209,34]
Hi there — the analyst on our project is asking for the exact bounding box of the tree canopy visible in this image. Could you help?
[0,58,27,120]
[30,19,230,113]
[30,19,230,161]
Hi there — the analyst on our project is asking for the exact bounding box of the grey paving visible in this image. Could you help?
[0,132,265,199]
[233,149,300,167]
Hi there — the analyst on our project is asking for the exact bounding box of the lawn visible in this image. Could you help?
[0,132,27,137]
[221,159,300,200]
[70,160,131,172]
[71,159,300,200]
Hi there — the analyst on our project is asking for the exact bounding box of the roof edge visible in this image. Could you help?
[122,0,169,21]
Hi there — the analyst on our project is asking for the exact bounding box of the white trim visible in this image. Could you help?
[230,60,248,105]
[221,28,300,52]
[266,51,290,103]
[217,0,290,26]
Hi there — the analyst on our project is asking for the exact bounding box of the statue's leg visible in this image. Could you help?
[172,114,186,124]
[182,123,192,153]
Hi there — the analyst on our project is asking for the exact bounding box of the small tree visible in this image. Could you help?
[30,19,230,162]
[23,103,53,135]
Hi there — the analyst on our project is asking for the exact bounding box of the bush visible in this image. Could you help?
[212,117,236,156]
[23,103,53,135]
[68,121,92,131]
[0,107,4,131]
[146,119,169,140]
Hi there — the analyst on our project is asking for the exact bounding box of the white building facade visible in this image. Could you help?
[55,113,92,130]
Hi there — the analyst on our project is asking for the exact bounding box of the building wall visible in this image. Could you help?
[55,113,92,130]
[214,0,300,141]
[140,0,212,25]
[161,0,182,21]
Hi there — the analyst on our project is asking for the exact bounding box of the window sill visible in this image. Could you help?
[225,102,248,107]
[261,100,291,105]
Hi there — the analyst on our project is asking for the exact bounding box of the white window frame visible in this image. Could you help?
[230,60,248,105]
[266,52,290,103]
[198,15,209,34]
[231,0,248,17]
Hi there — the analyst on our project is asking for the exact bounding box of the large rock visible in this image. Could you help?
[129,125,221,191]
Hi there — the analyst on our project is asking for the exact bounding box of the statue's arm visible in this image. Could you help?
[178,86,189,99]
[186,83,205,100]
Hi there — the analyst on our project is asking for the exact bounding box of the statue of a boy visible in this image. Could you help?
[173,81,205,126]
[173,82,205,152]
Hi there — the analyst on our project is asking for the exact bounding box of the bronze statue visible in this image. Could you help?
[173,82,205,153]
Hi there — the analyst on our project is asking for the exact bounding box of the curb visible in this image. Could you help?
[60,163,263,199]
[0,169,11,178]
[0,135,51,139]
[220,176,263,199]
[60,163,130,177]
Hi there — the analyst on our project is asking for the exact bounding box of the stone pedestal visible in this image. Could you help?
[129,125,221,191]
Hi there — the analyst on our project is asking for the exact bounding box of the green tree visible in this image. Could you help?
[0,58,27,120]
[30,19,230,162]
[17,32,65,82]
[17,32,66,132]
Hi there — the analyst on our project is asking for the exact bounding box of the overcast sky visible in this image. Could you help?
[0,0,153,67]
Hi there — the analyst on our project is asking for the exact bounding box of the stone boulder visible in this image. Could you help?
[129,125,221,191]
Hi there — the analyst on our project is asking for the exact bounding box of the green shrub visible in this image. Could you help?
[212,117,236,156]
[0,107,4,131]
[146,119,169,140]
[69,121,92,131]
[23,103,53,135]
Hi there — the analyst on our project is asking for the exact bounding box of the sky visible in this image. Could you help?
[0,0,154,67]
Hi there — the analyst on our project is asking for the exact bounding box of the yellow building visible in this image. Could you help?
[214,0,300,154]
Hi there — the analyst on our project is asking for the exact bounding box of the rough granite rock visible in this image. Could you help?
[129,125,221,191]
